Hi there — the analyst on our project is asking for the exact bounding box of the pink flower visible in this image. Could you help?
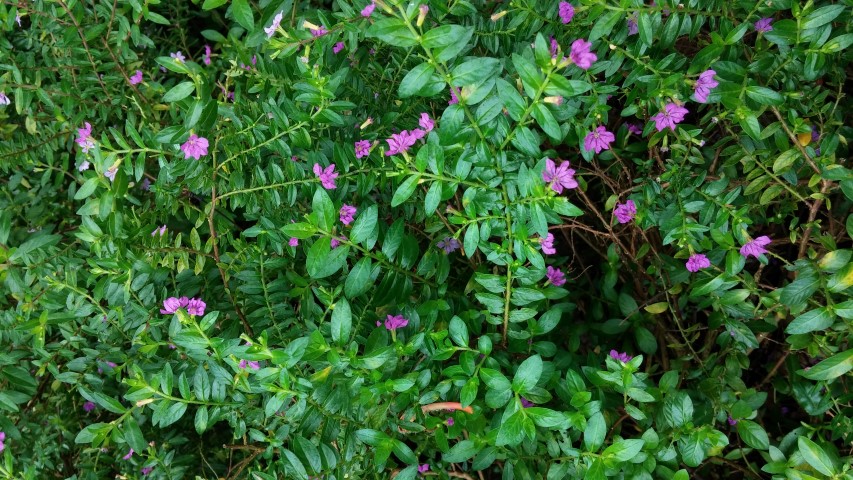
[313,163,338,189]
[289,237,299,246]
[419,113,435,132]
[0,91,10,105]
[361,2,376,17]
[311,26,328,37]
[686,253,711,272]
[265,11,283,38]
[170,51,186,62]
[418,464,430,473]
[142,467,154,475]
[340,204,357,225]
[754,17,773,33]
[549,36,559,57]
[446,418,455,426]
[76,122,96,153]
[83,401,96,412]
[693,70,718,103]
[151,225,167,237]
[331,235,347,249]
[727,416,738,426]
[739,236,771,259]
[333,42,346,54]
[542,158,578,194]
[105,166,118,182]
[160,297,182,314]
[187,298,206,316]
[384,314,409,331]
[520,397,534,408]
[609,350,632,362]
[627,123,642,135]
[203,45,212,65]
[181,134,209,160]
[569,39,597,70]
[614,200,637,224]
[448,86,460,105]
[123,449,134,460]
[558,2,575,24]
[130,70,144,85]
[437,237,460,254]
[583,126,615,154]
[355,140,371,158]
[240,360,260,370]
[385,130,420,156]
[0,431,6,452]
[540,233,556,255]
[627,14,638,35]
[546,266,566,286]
[651,103,689,132]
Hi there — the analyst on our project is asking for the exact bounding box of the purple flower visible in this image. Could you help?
[418,464,430,474]
[331,235,347,249]
[181,134,209,160]
[540,233,556,255]
[170,51,186,62]
[130,70,144,85]
[340,204,357,225]
[362,2,376,17]
[627,14,638,35]
[811,126,820,143]
[437,237,461,254]
[546,266,566,286]
[0,431,5,452]
[142,467,154,475]
[449,86,460,105]
[739,236,771,259]
[355,140,371,159]
[15,15,21,27]
[558,2,575,24]
[693,70,718,103]
[627,123,642,135]
[151,225,167,237]
[754,17,773,33]
[311,26,328,37]
[333,42,346,54]
[142,178,151,191]
[686,253,711,272]
[203,45,212,65]
[446,418,455,426]
[0,91,10,105]
[123,448,134,460]
[187,298,206,316]
[727,416,738,426]
[289,237,299,246]
[614,200,637,224]
[583,126,615,154]
[83,401,96,412]
[240,360,260,370]
[313,163,339,189]
[384,314,409,331]
[549,36,559,58]
[609,350,633,362]
[520,397,534,408]
[76,122,96,153]
[160,297,182,314]
[542,158,578,194]
[385,130,420,156]
[105,166,118,182]
[178,297,190,308]
[652,103,689,132]
[569,39,597,70]
[417,5,429,26]
[265,11,283,38]
[419,113,435,132]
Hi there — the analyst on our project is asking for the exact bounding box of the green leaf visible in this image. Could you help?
[75,177,100,200]
[399,63,441,98]
[745,86,784,106]
[366,18,418,47]
[202,0,228,10]
[786,307,835,334]
[163,82,195,102]
[512,355,543,393]
[331,298,352,345]
[231,0,254,31]
[497,78,526,121]
[799,349,853,381]
[532,104,562,141]
[589,11,620,42]
[122,417,148,453]
[350,205,377,245]
[512,54,543,97]
[422,25,468,48]
[638,13,653,47]
[424,181,442,215]
[495,411,526,446]
[345,258,375,299]
[312,189,335,231]
[444,440,480,462]
[391,175,420,207]
[450,58,501,87]
[583,412,605,452]
[306,237,348,279]
[801,5,846,30]
[282,222,317,239]
[463,222,479,258]
[392,440,417,464]
[449,316,469,347]
[797,437,837,476]
[602,439,645,462]
[195,405,209,433]
[736,420,770,450]
[355,429,390,447]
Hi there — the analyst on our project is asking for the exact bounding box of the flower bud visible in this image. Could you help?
[491,10,508,21]
[543,96,564,106]
[302,20,320,31]
[417,5,429,27]
[360,117,374,130]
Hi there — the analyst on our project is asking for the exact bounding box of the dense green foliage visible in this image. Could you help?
[1,0,852,478]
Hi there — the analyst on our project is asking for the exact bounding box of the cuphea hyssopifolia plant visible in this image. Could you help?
[1,0,852,479]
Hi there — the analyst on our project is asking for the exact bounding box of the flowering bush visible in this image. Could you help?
[1,0,852,479]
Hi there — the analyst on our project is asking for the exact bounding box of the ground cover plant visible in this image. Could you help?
[1,0,852,478]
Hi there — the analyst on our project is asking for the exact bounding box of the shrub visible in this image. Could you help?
[0,0,851,479]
